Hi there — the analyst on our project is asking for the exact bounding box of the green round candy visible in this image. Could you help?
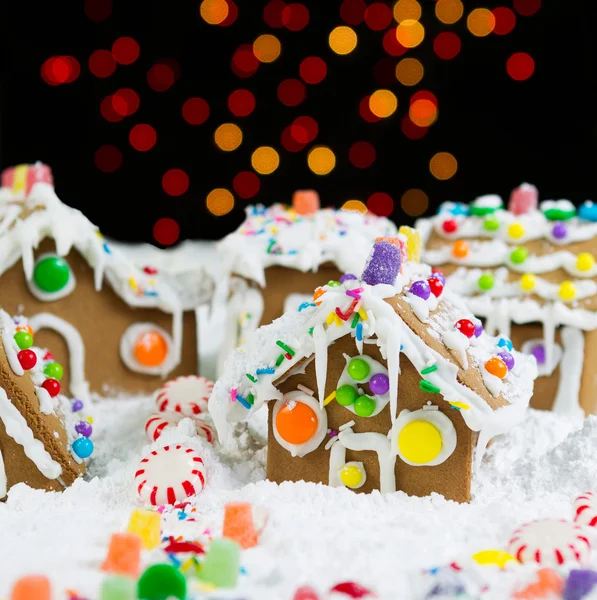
[137,564,186,600]
[327,280,341,287]
[470,203,502,217]
[543,207,576,221]
[348,358,370,381]
[13,331,33,350]
[483,216,500,232]
[478,274,494,291]
[510,246,528,265]
[44,362,64,381]
[354,395,376,417]
[33,256,70,293]
[336,384,358,406]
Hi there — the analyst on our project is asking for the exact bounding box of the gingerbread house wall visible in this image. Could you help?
[0,239,199,396]
[267,334,475,503]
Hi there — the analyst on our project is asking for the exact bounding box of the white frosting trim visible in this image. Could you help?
[551,327,585,418]
[0,447,6,499]
[0,311,23,375]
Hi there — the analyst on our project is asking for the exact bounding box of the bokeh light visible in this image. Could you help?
[252,147,280,174]
[94,145,122,173]
[329,26,358,55]
[290,116,318,143]
[435,0,463,24]
[100,95,123,122]
[253,34,282,63]
[349,142,376,168]
[162,169,190,196]
[492,7,516,35]
[410,99,438,127]
[359,96,382,123]
[433,32,461,59]
[393,0,421,23]
[232,44,259,77]
[153,218,180,246]
[214,123,243,151]
[513,0,541,16]
[112,37,140,65]
[342,200,368,213]
[340,0,366,24]
[365,3,393,31]
[307,146,336,175]
[430,152,458,180]
[367,192,394,217]
[396,20,425,48]
[467,8,496,37]
[233,171,261,199]
[263,0,286,28]
[282,3,310,31]
[147,63,175,91]
[41,56,80,85]
[277,79,306,106]
[220,1,238,26]
[401,189,429,216]
[206,188,235,216]
[85,0,112,22]
[129,124,157,151]
[300,57,327,84]
[112,88,139,116]
[89,50,116,78]
[507,52,535,81]
[281,127,306,152]
[200,0,229,25]
[182,97,210,125]
[401,114,428,140]
[228,89,255,117]
[395,58,424,86]
[369,89,398,118]
[383,29,407,56]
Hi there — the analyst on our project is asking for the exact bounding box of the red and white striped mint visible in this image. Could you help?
[574,492,597,527]
[508,519,591,566]
[155,376,213,417]
[145,412,216,443]
[135,444,206,506]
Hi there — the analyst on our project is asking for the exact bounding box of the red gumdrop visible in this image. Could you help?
[293,585,321,600]
[442,219,458,234]
[329,581,374,598]
[455,319,475,338]
[42,378,61,397]
[427,277,444,297]
[17,349,37,370]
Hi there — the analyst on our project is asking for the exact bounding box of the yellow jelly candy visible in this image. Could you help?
[520,273,536,292]
[559,281,576,301]
[577,252,595,272]
[126,509,162,550]
[472,549,516,569]
[398,420,442,465]
[339,464,364,488]
[508,222,525,239]
[398,225,421,263]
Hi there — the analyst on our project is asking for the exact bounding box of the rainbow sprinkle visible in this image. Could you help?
[256,367,275,375]
[276,340,295,356]
[323,391,336,406]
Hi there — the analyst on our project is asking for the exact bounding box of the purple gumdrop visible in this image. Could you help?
[498,350,515,371]
[563,569,597,600]
[75,420,93,437]
[339,273,357,284]
[473,319,483,338]
[409,280,431,301]
[430,270,446,285]
[530,344,545,365]
[552,222,567,240]
[369,373,390,395]
[361,241,401,286]
[72,399,84,412]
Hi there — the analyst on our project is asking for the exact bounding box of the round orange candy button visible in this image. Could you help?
[452,240,469,259]
[485,356,507,379]
[275,401,318,445]
[16,324,34,337]
[134,330,169,367]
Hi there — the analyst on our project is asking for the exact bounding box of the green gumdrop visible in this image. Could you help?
[478,274,494,291]
[101,576,136,600]
[137,564,186,600]
[544,207,575,221]
[483,216,500,231]
[14,331,33,350]
[44,362,64,380]
[199,538,240,589]
[348,358,370,381]
[510,246,528,265]
[336,384,358,406]
[33,256,70,293]
[354,395,376,417]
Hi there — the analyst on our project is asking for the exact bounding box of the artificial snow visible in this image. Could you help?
[1,397,597,599]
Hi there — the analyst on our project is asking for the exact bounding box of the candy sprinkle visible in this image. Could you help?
[421,364,438,374]
[420,380,440,394]
[351,313,360,328]
[356,323,363,341]
[246,373,257,383]
[236,394,251,409]
[449,401,470,410]
[256,367,275,375]
[275,354,285,367]
[298,302,316,312]
[324,391,336,406]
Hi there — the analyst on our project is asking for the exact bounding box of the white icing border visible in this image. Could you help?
[551,327,585,418]
[119,322,176,376]
[0,311,24,375]
[520,338,562,377]
[25,252,76,302]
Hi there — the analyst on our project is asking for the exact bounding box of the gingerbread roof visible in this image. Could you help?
[217,202,397,287]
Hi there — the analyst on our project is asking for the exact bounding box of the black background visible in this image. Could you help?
[1,0,596,245]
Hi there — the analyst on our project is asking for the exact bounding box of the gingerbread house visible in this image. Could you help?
[216,192,397,374]
[1,309,89,499]
[416,185,597,417]
[210,235,537,503]
[0,163,213,399]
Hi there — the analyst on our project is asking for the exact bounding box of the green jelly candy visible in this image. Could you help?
[470,202,502,217]
[478,274,494,291]
[14,331,33,350]
[510,246,528,265]
[327,280,341,287]
[543,207,575,221]
[137,564,186,600]
[44,362,64,380]
[348,358,370,381]
[199,538,240,589]
[354,395,376,417]
[336,384,358,406]
[33,256,70,293]
[101,575,136,600]
[483,216,500,231]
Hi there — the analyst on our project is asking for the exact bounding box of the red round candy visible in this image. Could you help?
[442,219,458,234]
[455,319,475,338]
[43,351,54,361]
[42,378,61,397]
[17,349,37,370]
[427,277,444,297]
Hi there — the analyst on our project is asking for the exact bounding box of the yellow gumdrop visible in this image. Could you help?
[508,222,525,239]
[398,225,421,263]
[126,508,162,550]
[520,273,536,292]
[577,252,595,272]
[398,420,442,464]
[472,549,516,569]
[339,464,364,488]
[559,281,576,301]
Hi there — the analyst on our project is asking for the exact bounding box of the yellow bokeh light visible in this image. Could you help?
[329,26,358,55]
[342,200,368,214]
[369,89,398,118]
[214,123,243,151]
[409,99,438,127]
[251,146,280,175]
[307,146,336,176]
[430,152,458,180]
[396,19,425,49]
[393,0,421,23]
[253,34,281,63]
[467,8,496,37]
[435,0,464,24]
[206,188,235,216]
[401,189,429,216]
[395,58,424,86]
[199,0,229,25]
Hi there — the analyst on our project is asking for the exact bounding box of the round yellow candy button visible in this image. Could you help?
[472,549,516,569]
[339,464,364,488]
[520,273,536,292]
[559,281,576,301]
[508,223,525,239]
[577,252,595,272]
[398,419,442,465]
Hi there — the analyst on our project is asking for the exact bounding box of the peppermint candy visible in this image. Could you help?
[135,444,206,506]
[508,519,591,566]
[145,412,216,443]
[155,375,213,417]
[574,492,597,527]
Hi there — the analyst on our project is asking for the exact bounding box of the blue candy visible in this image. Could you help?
[72,436,94,459]
[579,201,597,222]
[497,337,513,352]
[437,202,470,216]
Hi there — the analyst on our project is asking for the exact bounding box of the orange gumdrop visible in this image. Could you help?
[11,575,51,600]
[134,330,169,367]
[223,502,259,549]
[101,533,141,577]
[485,356,507,379]
[16,324,34,337]
[276,401,318,445]
[292,190,320,215]
[512,568,563,599]
[313,287,326,305]
[452,240,469,259]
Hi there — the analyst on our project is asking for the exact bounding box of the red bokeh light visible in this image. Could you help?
[264,0,287,28]
[153,218,180,246]
[100,96,124,122]
[513,0,541,16]
[290,116,318,144]
[162,169,189,197]
[233,171,261,199]
[373,58,396,86]
[147,63,175,92]
[433,32,462,60]
[349,142,376,169]
[282,3,309,31]
[129,124,157,151]
[300,57,327,84]
[281,127,307,152]
[112,37,140,65]
[340,0,367,25]
[401,115,428,140]
[231,44,259,78]
[41,56,80,85]
[94,145,122,173]
[84,0,112,22]
[277,79,306,107]
[359,96,381,123]
[89,50,116,78]
[507,52,535,81]
[367,192,394,217]
[383,29,407,57]
[411,90,438,107]
[220,0,238,26]
[112,88,139,116]
[182,97,210,125]
[365,3,392,31]
[228,89,256,117]
[492,7,516,35]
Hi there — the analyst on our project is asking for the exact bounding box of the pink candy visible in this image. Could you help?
[1,162,53,196]
[508,183,538,216]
